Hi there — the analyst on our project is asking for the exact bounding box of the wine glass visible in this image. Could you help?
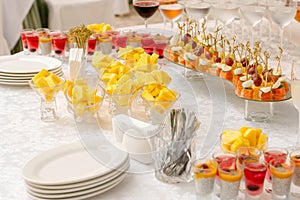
[239,3,266,46]
[291,61,300,145]
[159,3,184,29]
[133,0,160,29]
[269,0,297,48]
[185,1,211,24]
[210,0,239,37]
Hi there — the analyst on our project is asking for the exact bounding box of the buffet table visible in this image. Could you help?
[1,23,300,199]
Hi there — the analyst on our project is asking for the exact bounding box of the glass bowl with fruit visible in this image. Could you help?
[64,79,105,122]
[220,126,268,154]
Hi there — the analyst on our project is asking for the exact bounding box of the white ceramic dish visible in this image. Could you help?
[0,72,64,86]
[0,66,62,77]
[112,114,160,164]
[0,55,61,74]
[23,141,128,185]
[26,160,129,191]
[26,173,126,200]
[0,81,29,86]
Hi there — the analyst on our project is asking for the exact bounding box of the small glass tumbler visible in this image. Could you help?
[141,37,155,54]
[212,150,236,197]
[193,158,217,199]
[51,31,67,60]
[87,35,97,56]
[26,31,39,54]
[236,146,261,191]
[21,29,34,55]
[243,160,268,199]
[98,36,113,55]
[36,28,52,56]
[263,147,288,192]
[218,162,242,200]
[154,39,168,58]
[270,157,294,200]
[290,148,300,198]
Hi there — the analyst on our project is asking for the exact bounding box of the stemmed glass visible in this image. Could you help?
[269,0,297,48]
[159,3,184,29]
[133,0,160,29]
[185,1,211,24]
[291,61,300,145]
[239,2,266,46]
[210,0,239,38]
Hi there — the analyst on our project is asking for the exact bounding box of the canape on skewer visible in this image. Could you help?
[219,64,233,81]
[272,78,286,100]
[168,45,182,63]
[232,68,243,86]
[241,80,254,99]
[184,52,198,70]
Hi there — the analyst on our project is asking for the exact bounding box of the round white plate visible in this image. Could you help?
[0,81,29,86]
[0,66,62,77]
[23,141,128,185]
[0,72,64,86]
[26,160,129,191]
[26,173,126,200]
[0,55,61,74]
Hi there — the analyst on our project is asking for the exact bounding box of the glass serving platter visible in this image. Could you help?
[163,47,292,103]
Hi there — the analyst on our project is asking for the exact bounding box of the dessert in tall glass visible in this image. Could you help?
[218,162,242,200]
[243,160,268,199]
[290,148,300,198]
[270,157,294,200]
[21,29,34,55]
[193,159,217,199]
[26,31,39,54]
[263,147,288,192]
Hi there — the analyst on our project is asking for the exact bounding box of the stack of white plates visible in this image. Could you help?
[23,141,129,200]
[0,55,63,86]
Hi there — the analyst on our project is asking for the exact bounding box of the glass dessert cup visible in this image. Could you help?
[26,32,39,54]
[29,78,65,122]
[270,157,295,200]
[193,158,217,199]
[212,150,237,198]
[263,147,289,193]
[290,148,300,198]
[218,162,242,200]
[21,28,34,55]
[243,160,268,199]
[65,83,105,122]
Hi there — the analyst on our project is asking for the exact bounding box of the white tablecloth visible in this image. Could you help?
[1,0,34,53]
[0,23,300,200]
[45,0,115,30]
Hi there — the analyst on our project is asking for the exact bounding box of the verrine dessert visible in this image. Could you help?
[270,158,294,200]
[236,146,261,169]
[51,32,67,59]
[21,29,34,54]
[243,160,268,199]
[218,162,242,200]
[290,148,300,187]
[193,159,217,199]
[212,151,236,197]
[36,28,51,56]
[263,147,288,186]
[26,32,39,53]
